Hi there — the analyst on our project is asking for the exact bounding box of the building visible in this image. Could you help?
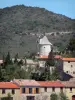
[38,81,64,100]
[13,79,40,100]
[63,78,75,100]
[57,58,75,78]
[39,36,52,57]
[0,82,20,100]
[38,36,52,68]
[0,79,75,100]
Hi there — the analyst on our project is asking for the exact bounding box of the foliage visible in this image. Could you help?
[0,5,75,57]
[46,49,55,66]
[59,92,69,100]
[50,93,58,100]
[67,37,75,52]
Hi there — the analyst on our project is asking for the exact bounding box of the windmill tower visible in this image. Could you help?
[39,36,52,58]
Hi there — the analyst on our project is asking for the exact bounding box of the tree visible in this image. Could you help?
[59,92,69,100]
[50,93,58,100]
[14,53,18,63]
[46,49,55,67]
[68,37,75,52]
[5,52,12,65]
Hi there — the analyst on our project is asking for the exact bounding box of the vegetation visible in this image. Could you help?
[59,92,69,100]
[50,93,58,100]
[0,52,33,81]
[0,5,75,57]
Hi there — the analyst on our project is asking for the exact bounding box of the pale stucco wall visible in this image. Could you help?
[65,87,75,100]
[0,89,20,100]
[63,61,75,77]
[40,87,65,100]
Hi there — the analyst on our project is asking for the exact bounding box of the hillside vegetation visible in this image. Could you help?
[0,5,75,57]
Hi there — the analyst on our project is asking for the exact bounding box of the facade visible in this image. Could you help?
[63,78,75,100]
[57,58,75,78]
[0,82,20,100]
[13,79,40,100]
[0,79,75,100]
[38,81,64,100]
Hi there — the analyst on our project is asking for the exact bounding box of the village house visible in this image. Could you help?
[13,79,40,100]
[57,57,75,79]
[38,81,64,100]
[0,82,20,100]
[63,78,75,100]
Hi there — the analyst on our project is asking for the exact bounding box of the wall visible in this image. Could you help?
[0,89,20,100]
[65,87,75,100]
[40,44,51,56]
[63,61,75,77]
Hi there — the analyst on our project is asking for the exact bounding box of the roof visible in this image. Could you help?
[62,81,75,87]
[61,58,75,61]
[13,79,40,86]
[39,55,61,59]
[39,36,52,45]
[62,78,75,87]
[39,55,48,59]
[54,55,61,59]
[38,81,64,87]
[0,82,19,89]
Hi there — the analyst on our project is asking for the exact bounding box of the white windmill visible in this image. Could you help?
[39,35,52,57]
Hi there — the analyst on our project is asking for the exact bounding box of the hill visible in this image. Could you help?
[0,5,75,57]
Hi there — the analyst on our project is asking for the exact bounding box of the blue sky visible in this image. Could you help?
[0,0,75,19]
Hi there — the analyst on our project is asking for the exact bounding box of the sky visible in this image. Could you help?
[0,0,75,19]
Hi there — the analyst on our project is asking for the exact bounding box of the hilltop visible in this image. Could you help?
[0,5,75,57]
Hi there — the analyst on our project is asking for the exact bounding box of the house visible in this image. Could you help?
[57,58,75,78]
[0,82,20,100]
[38,81,64,100]
[13,79,40,100]
[63,78,75,100]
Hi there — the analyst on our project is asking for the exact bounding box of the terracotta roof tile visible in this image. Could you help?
[13,79,40,86]
[54,55,61,59]
[38,81,64,87]
[0,82,19,89]
[61,58,75,61]
[39,55,48,59]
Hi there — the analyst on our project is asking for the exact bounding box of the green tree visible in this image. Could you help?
[5,52,12,65]
[14,53,19,63]
[60,92,69,100]
[68,37,75,52]
[50,93,58,100]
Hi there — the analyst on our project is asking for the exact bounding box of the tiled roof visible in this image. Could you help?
[39,55,48,59]
[61,58,75,61]
[62,81,75,87]
[38,81,64,87]
[0,82,19,89]
[54,55,61,59]
[13,79,40,86]
[40,55,62,59]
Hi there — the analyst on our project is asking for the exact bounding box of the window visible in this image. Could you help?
[68,61,70,63]
[73,71,75,74]
[44,87,47,92]
[36,88,39,93]
[29,88,32,93]
[60,87,63,92]
[66,71,68,73]
[70,87,72,92]
[12,89,15,94]
[2,89,5,94]
[52,87,55,92]
[22,88,25,93]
